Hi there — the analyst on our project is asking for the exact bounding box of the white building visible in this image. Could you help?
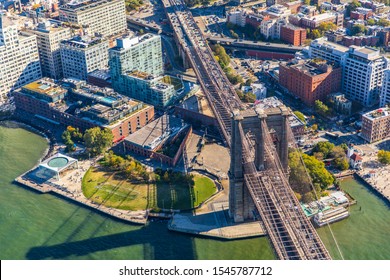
[60,35,109,80]
[309,38,349,67]
[380,69,390,107]
[0,14,42,104]
[59,0,126,37]
[29,20,71,79]
[260,18,287,40]
[252,83,267,99]
[343,46,388,107]
[264,4,291,19]
[227,9,247,27]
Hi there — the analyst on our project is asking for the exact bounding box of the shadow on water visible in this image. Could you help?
[26,222,197,260]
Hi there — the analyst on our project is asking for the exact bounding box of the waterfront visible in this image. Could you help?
[0,124,389,260]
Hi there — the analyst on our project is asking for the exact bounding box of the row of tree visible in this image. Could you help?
[102,151,149,181]
[211,44,243,85]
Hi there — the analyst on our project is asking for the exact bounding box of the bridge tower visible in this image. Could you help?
[229,106,290,223]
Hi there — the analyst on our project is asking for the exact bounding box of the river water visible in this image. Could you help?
[0,123,389,260]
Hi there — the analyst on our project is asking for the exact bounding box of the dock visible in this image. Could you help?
[14,167,148,225]
[168,201,265,240]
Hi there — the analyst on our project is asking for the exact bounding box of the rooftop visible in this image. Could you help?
[60,0,121,11]
[310,38,349,53]
[23,78,67,97]
[112,33,158,51]
[125,115,186,150]
[61,35,105,49]
[363,107,390,120]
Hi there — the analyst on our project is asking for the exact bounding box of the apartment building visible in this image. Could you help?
[0,14,42,104]
[343,46,388,107]
[59,0,126,37]
[280,24,306,46]
[60,35,109,80]
[279,59,342,106]
[361,107,390,143]
[29,20,71,79]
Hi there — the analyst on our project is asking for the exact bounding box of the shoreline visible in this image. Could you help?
[353,173,390,206]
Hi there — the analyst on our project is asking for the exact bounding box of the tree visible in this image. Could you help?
[84,127,114,156]
[311,124,318,132]
[346,0,361,16]
[367,18,376,26]
[314,141,335,158]
[293,111,306,124]
[351,24,367,36]
[304,0,310,5]
[62,130,75,152]
[302,153,335,189]
[378,18,390,27]
[245,79,253,86]
[230,29,239,39]
[311,29,322,39]
[378,150,390,164]
[318,22,337,33]
[334,157,350,170]
[314,100,330,116]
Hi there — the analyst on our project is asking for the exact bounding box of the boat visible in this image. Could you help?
[313,206,349,227]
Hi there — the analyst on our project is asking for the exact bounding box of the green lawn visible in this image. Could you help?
[82,168,216,211]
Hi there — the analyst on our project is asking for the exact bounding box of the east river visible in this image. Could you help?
[0,123,389,260]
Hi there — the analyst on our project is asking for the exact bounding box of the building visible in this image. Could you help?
[60,35,109,80]
[118,71,176,107]
[13,78,154,142]
[109,33,163,78]
[29,20,71,79]
[0,14,42,104]
[301,12,343,29]
[361,107,390,143]
[283,0,303,14]
[59,0,126,37]
[260,18,286,39]
[109,34,175,107]
[380,69,390,107]
[309,38,349,66]
[350,7,373,21]
[124,114,192,166]
[246,13,270,29]
[263,4,291,19]
[280,24,306,46]
[87,69,111,88]
[343,46,388,107]
[227,9,247,27]
[279,59,342,105]
[329,92,352,115]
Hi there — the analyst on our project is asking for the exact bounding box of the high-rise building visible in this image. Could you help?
[59,0,126,37]
[279,58,342,105]
[0,14,42,104]
[60,35,109,80]
[29,20,71,79]
[343,46,388,107]
[280,24,306,46]
[109,33,163,79]
[380,69,390,107]
[109,33,174,107]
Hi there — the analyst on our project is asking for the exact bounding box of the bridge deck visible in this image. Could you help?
[161,0,331,260]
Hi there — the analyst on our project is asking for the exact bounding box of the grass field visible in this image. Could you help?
[82,167,216,211]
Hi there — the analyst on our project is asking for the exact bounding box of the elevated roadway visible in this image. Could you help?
[161,0,331,260]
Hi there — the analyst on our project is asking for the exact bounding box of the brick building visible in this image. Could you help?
[280,24,306,46]
[13,78,154,143]
[361,107,390,143]
[279,59,342,106]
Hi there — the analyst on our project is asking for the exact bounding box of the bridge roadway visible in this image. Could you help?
[161,0,331,260]
[207,37,303,54]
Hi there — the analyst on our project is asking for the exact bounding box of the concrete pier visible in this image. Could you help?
[168,201,265,240]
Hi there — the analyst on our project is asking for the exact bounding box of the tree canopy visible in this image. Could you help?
[351,24,367,36]
[293,111,306,124]
[314,100,330,116]
[84,127,114,156]
[378,150,390,164]
[313,141,335,158]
